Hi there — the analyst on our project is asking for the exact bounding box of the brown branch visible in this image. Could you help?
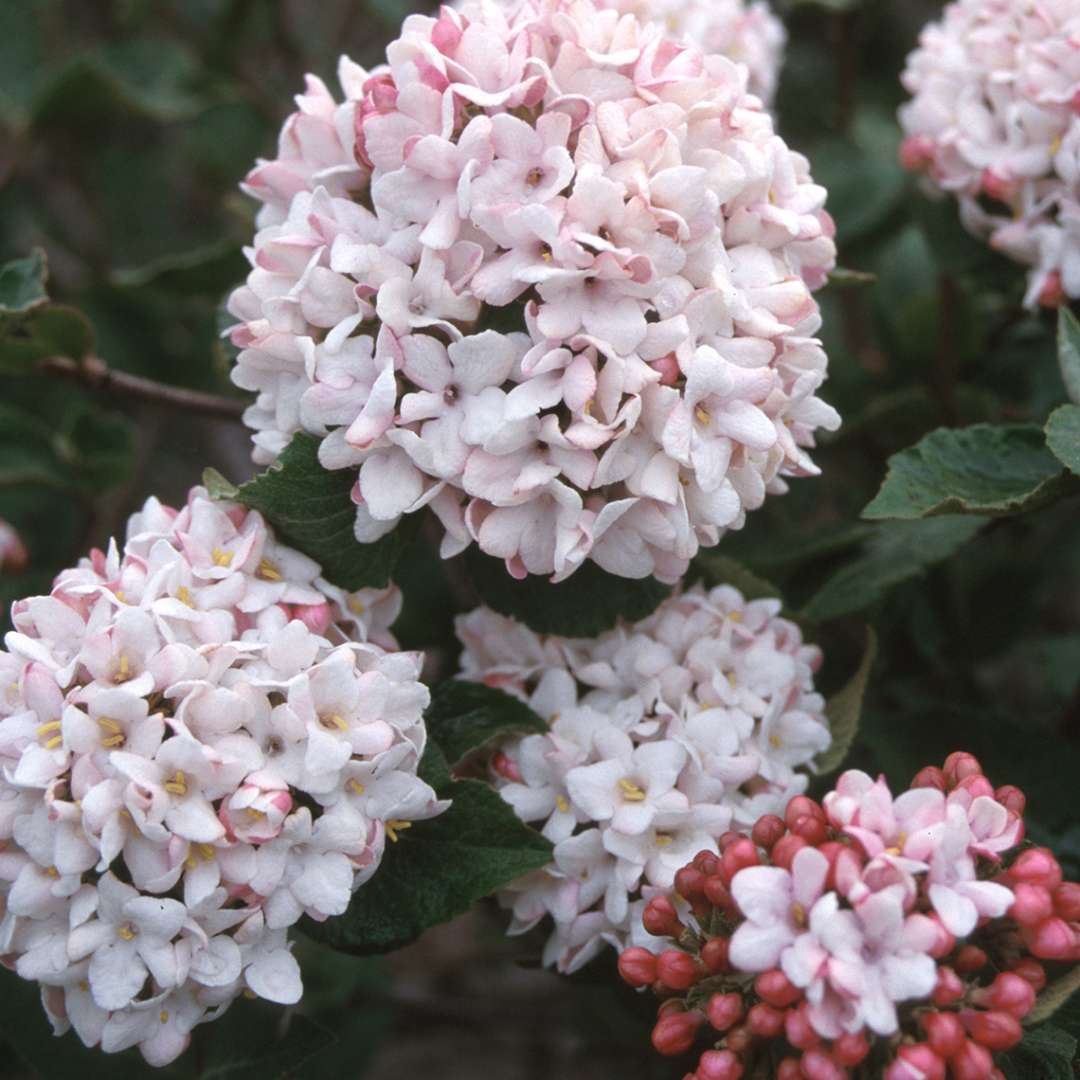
[39,355,247,421]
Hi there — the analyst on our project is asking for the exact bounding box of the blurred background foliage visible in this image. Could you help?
[1,0,1079,1076]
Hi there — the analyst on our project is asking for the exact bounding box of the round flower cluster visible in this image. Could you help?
[618,753,1079,1080]
[456,582,830,972]
[0,518,28,574]
[898,0,1080,308]
[0,487,445,1066]
[603,0,785,105]
[228,0,838,584]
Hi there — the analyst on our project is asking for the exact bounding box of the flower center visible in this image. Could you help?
[555,794,570,813]
[114,653,133,683]
[320,713,349,732]
[117,923,137,941]
[257,557,282,581]
[211,547,233,568]
[791,902,807,928]
[98,717,125,748]
[618,778,647,802]
[525,166,544,188]
[36,720,62,750]
[386,819,412,842]
[164,770,188,796]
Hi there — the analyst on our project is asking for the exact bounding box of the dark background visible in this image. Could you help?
[2,0,1078,1076]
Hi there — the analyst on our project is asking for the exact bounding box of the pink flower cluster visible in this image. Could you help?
[229,0,838,584]
[618,753,1080,1080]
[601,0,785,105]
[0,518,28,574]
[455,583,830,972]
[0,488,444,1065]
[899,0,1080,308]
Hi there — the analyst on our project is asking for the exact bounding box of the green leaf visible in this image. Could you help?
[110,239,248,297]
[465,547,671,637]
[0,304,96,374]
[214,433,408,590]
[198,1005,337,1080]
[425,680,548,768]
[826,266,877,289]
[56,406,134,489]
[692,552,783,602]
[802,517,985,622]
[815,628,877,774]
[308,779,552,955]
[1046,404,1080,477]
[999,1024,1077,1080]
[1058,307,1080,406]
[0,249,48,314]
[863,424,1071,520]
[1029,966,1080,1027]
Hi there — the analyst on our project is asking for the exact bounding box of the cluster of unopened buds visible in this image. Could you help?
[618,753,1079,1079]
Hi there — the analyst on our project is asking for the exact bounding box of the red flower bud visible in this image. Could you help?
[994,784,1026,817]
[693,850,721,877]
[943,751,982,787]
[725,1024,752,1055]
[643,896,684,938]
[955,773,995,800]
[1038,270,1065,308]
[931,966,965,1006]
[722,838,760,884]
[1024,915,1075,959]
[899,134,935,172]
[784,796,824,828]
[754,969,801,1008]
[832,1031,870,1066]
[1010,882,1054,927]
[706,991,743,1032]
[911,765,947,791]
[657,949,700,991]
[772,833,809,870]
[977,972,1036,1019]
[719,831,744,851]
[703,875,735,911]
[1054,882,1080,922]
[890,1044,945,1080]
[675,866,708,900]
[925,913,955,959]
[651,1011,703,1056]
[777,1060,801,1080]
[954,945,988,974]
[791,815,828,846]
[799,1049,846,1080]
[751,814,786,850]
[1009,848,1063,890]
[962,1009,1022,1051]
[695,1050,743,1080]
[746,1002,785,1038]
[617,947,657,988]
[920,1010,965,1057]
[1008,957,1046,992]
[950,1039,994,1080]
[701,936,730,974]
[784,1003,820,1050]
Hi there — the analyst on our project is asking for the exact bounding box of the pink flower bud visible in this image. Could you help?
[954,945,988,974]
[889,1044,945,1080]
[754,969,801,1008]
[650,353,680,386]
[1008,957,1046,992]
[703,875,735,911]
[912,765,947,791]
[772,834,809,870]
[976,972,1036,1020]
[706,992,743,1032]
[746,1002,784,1038]
[651,1012,703,1056]
[721,838,759,884]
[950,1040,994,1080]
[693,850,721,877]
[1054,882,1080,921]
[701,937,730,974]
[1010,882,1054,926]
[695,1049,743,1080]
[832,1032,869,1067]
[643,896,684,938]
[784,1003,820,1050]
[618,947,658,988]
[1009,847,1062,890]
[1037,270,1065,308]
[725,1024,752,1055]
[981,168,1019,203]
[943,751,982,788]
[777,1060,801,1080]
[790,814,828,846]
[490,750,522,782]
[0,520,28,574]
[1024,915,1075,959]
[955,773,994,800]
[899,134,935,172]
[751,814,786,850]
[920,1011,965,1057]
[925,913,956,959]
[994,785,1025,817]
[799,1049,846,1080]
[962,1009,1022,1051]
[675,866,707,899]
[293,601,332,634]
[931,966,965,1006]
[784,795,824,828]
[657,949,700,991]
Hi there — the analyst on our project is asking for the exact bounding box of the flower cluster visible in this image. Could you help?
[898,0,1080,308]
[619,753,1079,1080]
[602,0,785,105]
[229,0,838,584]
[456,582,830,972]
[0,487,444,1065]
[0,518,28,574]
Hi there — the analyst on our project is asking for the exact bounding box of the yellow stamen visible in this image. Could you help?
[555,795,570,814]
[211,547,233,567]
[348,780,366,796]
[45,866,59,879]
[197,844,215,860]
[164,771,187,796]
[618,778,647,802]
[36,721,62,739]
[246,808,266,819]
[160,1010,169,1024]
[791,902,807,927]
[727,672,737,689]
[184,854,197,869]
[386,819,412,842]
[694,406,710,425]
[583,399,594,417]
[79,980,89,993]
[348,597,366,616]
[115,590,126,603]
[243,989,257,1000]
[768,734,782,749]
[728,610,742,623]
[176,586,193,608]
[118,925,136,941]
[101,734,126,748]
[1050,134,1063,157]
[97,717,122,733]
[655,833,673,847]
[257,557,282,582]
[44,736,63,750]
[115,653,131,682]
[322,713,349,731]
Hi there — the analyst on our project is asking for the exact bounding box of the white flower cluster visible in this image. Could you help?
[603,0,785,105]
[455,582,830,971]
[0,488,444,1065]
[899,0,1080,307]
[228,0,838,585]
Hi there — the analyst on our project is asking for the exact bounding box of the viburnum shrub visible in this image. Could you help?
[228,0,838,583]
[0,487,445,1064]
[456,583,830,970]
[899,0,1080,308]
[617,752,1080,1079]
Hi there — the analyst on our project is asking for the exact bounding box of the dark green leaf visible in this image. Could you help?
[999,1024,1077,1080]
[863,424,1071,520]
[0,249,48,314]
[465,547,671,637]
[198,1005,336,1080]
[802,517,985,622]
[1046,404,1080,477]
[0,304,96,374]
[1029,966,1080,1027]
[692,553,783,601]
[309,779,552,955]
[110,239,248,297]
[425,680,548,768]
[816,628,877,774]
[1058,308,1080,406]
[214,433,408,590]
[56,406,134,489]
